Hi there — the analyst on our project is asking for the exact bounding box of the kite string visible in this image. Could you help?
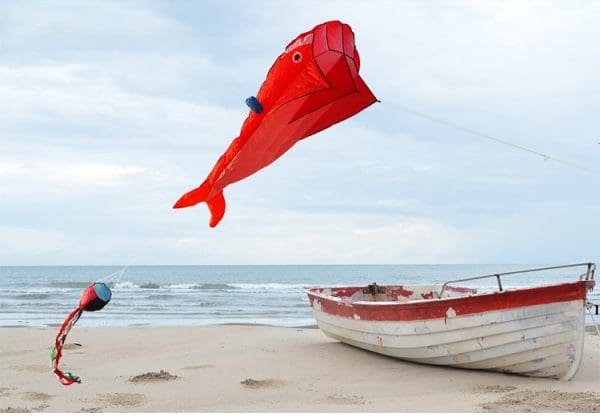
[98,267,126,283]
[115,265,129,282]
[98,254,139,285]
[396,104,599,175]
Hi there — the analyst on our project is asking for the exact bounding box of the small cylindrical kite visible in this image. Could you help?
[50,282,111,385]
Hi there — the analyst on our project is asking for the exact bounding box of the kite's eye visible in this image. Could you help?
[292,52,302,63]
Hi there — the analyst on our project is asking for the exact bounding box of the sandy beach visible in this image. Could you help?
[1,325,599,412]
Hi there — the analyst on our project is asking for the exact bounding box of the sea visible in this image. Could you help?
[1,264,598,328]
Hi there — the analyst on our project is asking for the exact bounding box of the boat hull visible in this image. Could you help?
[307,281,591,380]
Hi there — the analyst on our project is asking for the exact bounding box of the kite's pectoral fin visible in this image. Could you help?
[245,96,263,113]
[207,191,226,228]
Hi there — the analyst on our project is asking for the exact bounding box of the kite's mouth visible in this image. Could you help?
[311,21,360,72]
[285,21,360,71]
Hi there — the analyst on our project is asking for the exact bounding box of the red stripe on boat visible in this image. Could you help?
[306,281,589,322]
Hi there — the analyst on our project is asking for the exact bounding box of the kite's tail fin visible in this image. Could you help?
[173,183,226,227]
[173,182,211,209]
[206,191,226,228]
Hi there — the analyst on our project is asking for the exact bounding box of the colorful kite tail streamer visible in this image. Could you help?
[51,307,83,385]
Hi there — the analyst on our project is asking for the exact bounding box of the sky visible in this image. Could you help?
[0,0,598,265]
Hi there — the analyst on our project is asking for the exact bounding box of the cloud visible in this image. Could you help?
[2,212,466,265]
[247,1,600,127]
[0,162,25,177]
[0,62,241,149]
[0,226,73,261]
[0,159,164,187]
[0,1,188,51]
[44,163,147,186]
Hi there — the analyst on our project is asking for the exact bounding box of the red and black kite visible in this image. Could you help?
[51,282,111,385]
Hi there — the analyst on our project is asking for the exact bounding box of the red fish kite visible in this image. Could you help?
[174,20,377,227]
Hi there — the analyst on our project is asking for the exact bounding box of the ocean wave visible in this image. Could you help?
[36,280,502,293]
[165,283,235,290]
[49,281,93,289]
[14,293,52,300]
[192,300,218,307]
[44,281,315,292]
[110,281,161,289]
[196,283,236,290]
[139,282,161,289]
[145,294,176,300]
[111,281,139,289]
[109,282,242,291]
[4,287,73,294]
[230,283,314,290]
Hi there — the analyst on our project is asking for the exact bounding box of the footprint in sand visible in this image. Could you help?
[0,387,15,397]
[21,392,54,402]
[0,350,33,358]
[473,384,518,394]
[129,370,179,383]
[19,392,53,411]
[10,364,49,373]
[240,378,285,389]
[480,389,600,413]
[182,364,214,370]
[63,343,87,355]
[96,393,145,408]
[324,394,369,405]
[80,407,102,413]
[1,406,31,413]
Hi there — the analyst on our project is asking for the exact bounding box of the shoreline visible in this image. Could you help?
[1,322,597,333]
[1,325,599,412]
[0,322,321,329]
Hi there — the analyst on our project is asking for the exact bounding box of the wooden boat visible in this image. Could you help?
[306,263,596,380]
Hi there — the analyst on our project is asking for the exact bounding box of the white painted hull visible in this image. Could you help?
[310,297,586,380]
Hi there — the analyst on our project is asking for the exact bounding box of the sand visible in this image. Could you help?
[0,325,599,412]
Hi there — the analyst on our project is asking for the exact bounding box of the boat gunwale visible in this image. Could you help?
[306,262,596,308]
[306,280,592,323]
[306,280,591,306]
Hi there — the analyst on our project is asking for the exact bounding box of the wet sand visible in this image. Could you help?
[0,325,599,412]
